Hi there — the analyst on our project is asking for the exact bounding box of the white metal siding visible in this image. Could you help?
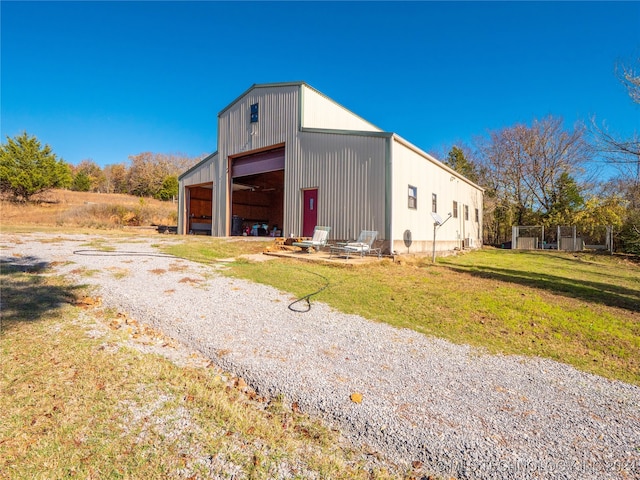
[391,136,482,253]
[301,85,381,132]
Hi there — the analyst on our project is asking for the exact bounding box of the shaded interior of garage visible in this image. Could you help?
[186,184,213,235]
[231,147,285,236]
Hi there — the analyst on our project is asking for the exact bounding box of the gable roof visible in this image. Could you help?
[181,82,483,192]
[178,151,217,181]
[218,81,306,117]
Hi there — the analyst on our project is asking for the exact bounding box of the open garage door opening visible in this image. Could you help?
[230,147,285,236]
[186,184,213,235]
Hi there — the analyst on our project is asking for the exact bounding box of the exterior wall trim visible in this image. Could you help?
[227,142,286,160]
[300,126,393,139]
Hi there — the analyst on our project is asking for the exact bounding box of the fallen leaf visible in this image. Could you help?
[350,392,363,404]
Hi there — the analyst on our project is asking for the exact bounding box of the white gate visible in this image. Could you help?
[512,225,613,253]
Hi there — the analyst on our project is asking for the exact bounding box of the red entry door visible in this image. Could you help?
[302,189,318,237]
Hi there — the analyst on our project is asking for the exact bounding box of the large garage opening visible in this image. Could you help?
[186,184,213,235]
[230,146,285,236]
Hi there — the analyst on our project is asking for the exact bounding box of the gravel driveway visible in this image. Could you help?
[3,232,639,480]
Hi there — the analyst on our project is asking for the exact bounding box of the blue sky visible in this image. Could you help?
[2,1,639,177]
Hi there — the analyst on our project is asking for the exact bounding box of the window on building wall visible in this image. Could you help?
[464,205,469,221]
[453,201,458,218]
[408,185,417,209]
[475,208,479,223]
[432,193,437,213]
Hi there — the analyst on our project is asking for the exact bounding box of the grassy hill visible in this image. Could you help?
[1,189,177,230]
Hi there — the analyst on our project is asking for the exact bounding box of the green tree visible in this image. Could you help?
[0,132,72,201]
[546,172,585,225]
[71,159,105,192]
[155,175,178,201]
[444,145,480,183]
[71,170,92,192]
[574,194,625,229]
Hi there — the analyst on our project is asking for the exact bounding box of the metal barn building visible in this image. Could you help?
[178,82,483,255]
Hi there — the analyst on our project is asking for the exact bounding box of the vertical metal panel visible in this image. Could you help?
[218,85,299,156]
[215,85,300,236]
[292,132,387,240]
[179,155,215,185]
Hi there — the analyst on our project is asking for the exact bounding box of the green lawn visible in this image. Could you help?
[165,242,640,385]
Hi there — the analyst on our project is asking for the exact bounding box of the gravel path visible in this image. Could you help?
[3,232,639,480]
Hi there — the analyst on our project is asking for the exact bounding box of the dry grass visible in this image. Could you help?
[1,189,177,230]
[0,259,421,479]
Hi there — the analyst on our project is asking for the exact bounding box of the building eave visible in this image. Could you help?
[392,134,485,192]
[178,151,217,181]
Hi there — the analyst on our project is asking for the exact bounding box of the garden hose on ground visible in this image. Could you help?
[288,270,330,313]
[73,249,177,258]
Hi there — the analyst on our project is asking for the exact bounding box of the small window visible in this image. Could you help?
[475,208,479,223]
[452,201,458,218]
[408,185,417,209]
[432,193,437,213]
[464,205,469,221]
[250,103,259,123]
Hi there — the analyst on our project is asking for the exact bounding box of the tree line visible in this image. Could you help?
[0,137,203,202]
[437,59,639,254]
[1,60,638,253]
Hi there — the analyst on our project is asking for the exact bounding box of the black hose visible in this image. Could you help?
[288,270,330,313]
[73,249,177,258]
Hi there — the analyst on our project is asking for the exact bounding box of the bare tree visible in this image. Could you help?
[126,152,203,198]
[591,119,640,181]
[617,57,640,104]
[102,163,128,194]
[477,116,590,226]
[590,58,640,252]
[591,58,640,176]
